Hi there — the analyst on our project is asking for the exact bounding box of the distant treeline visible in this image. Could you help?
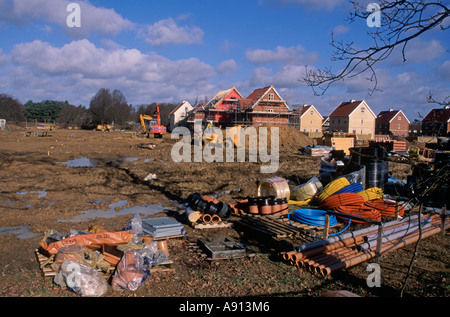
[0,89,180,129]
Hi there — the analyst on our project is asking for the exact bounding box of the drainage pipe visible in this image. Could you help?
[312,249,362,274]
[321,222,446,276]
[211,214,221,224]
[305,247,360,271]
[294,214,421,253]
[286,235,360,262]
[363,215,432,242]
[202,214,212,223]
[357,218,434,251]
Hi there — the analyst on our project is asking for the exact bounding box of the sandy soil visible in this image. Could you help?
[0,127,448,298]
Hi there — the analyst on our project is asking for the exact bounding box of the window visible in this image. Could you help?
[268,109,274,113]
[268,93,274,100]
[398,116,401,120]
[361,108,365,113]
[361,119,364,124]
[310,111,314,116]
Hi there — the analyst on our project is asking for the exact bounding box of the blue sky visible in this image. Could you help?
[0,0,448,121]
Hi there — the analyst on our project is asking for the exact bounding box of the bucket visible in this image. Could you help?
[258,177,290,199]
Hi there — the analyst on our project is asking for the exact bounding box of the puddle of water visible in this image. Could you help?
[122,157,139,162]
[58,200,164,223]
[0,225,40,239]
[16,190,47,198]
[59,157,156,169]
[59,157,96,168]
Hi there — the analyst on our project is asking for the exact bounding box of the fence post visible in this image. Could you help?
[376,223,384,262]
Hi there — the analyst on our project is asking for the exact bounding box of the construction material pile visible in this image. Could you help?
[281,213,449,276]
[316,177,405,223]
[36,215,181,296]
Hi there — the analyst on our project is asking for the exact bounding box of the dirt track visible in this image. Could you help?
[0,127,448,297]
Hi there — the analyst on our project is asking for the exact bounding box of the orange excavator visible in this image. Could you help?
[139,104,167,138]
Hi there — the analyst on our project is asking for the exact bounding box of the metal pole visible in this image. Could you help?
[376,223,384,262]
[442,206,448,236]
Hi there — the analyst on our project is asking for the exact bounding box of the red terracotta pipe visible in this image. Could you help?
[211,214,221,224]
[202,214,212,223]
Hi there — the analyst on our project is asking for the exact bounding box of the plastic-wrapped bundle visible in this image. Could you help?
[111,250,150,291]
[54,260,108,297]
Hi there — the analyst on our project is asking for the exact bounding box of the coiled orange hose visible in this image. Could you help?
[319,193,385,224]
[364,200,405,217]
[334,205,382,223]
[319,193,366,210]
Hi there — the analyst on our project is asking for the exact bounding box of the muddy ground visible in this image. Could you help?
[0,127,448,298]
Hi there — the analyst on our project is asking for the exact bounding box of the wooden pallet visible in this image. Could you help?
[35,248,174,278]
[234,214,343,239]
[192,221,234,230]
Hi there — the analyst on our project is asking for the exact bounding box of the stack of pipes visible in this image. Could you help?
[281,212,449,276]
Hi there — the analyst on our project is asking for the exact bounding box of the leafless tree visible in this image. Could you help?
[427,92,450,106]
[302,1,449,96]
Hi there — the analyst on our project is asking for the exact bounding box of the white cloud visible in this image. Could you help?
[259,0,346,11]
[436,60,450,82]
[142,17,204,47]
[246,45,318,65]
[332,25,350,35]
[217,59,239,75]
[7,39,215,105]
[388,39,446,66]
[0,0,134,36]
[246,64,306,89]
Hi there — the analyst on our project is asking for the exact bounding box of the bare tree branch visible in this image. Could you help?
[427,92,450,106]
[301,1,449,96]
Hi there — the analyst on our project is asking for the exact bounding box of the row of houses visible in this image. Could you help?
[169,85,450,138]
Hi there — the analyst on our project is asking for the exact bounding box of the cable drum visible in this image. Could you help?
[366,160,389,190]
[351,146,389,190]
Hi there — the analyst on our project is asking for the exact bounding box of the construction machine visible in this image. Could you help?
[96,124,114,132]
[139,104,167,138]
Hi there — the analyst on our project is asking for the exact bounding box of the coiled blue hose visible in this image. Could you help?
[335,182,363,195]
[288,208,352,237]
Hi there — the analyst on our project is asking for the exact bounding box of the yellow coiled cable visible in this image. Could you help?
[316,177,350,203]
[357,187,384,201]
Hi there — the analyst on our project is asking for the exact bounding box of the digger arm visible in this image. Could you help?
[140,114,153,132]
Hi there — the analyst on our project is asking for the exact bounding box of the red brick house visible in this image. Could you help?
[241,86,291,127]
[422,106,450,136]
[375,109,410,137]
[199,87,244,128]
